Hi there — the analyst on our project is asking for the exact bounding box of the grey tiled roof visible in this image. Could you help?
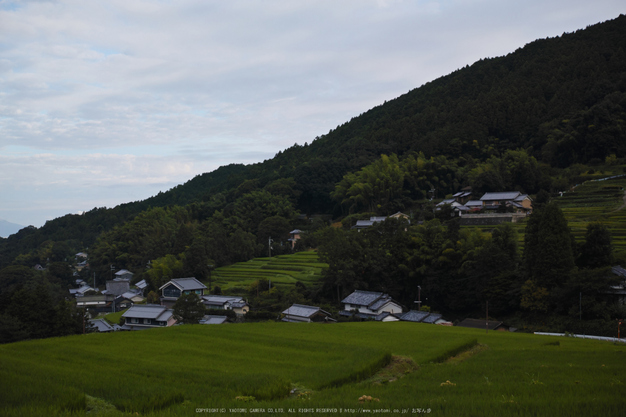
[611,265,626,277]
[161,277,207,291]
[421,313,442,323]
[341,290,385,306]
[135,279,147,289]
[122,304,172,321]
[282,304,327,318]
[480,191,522,201]
[399,310,430,322]
[89,319,116,332]
[199,315,228,324]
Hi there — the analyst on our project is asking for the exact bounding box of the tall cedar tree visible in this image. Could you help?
[523,202,575,289]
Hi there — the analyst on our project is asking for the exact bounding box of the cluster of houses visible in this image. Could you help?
[438,190,533,214]
[280,290,450,325]
[76,267,451,331]
[437,190,533,224]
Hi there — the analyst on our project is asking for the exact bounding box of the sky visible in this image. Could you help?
[1,0,624,229]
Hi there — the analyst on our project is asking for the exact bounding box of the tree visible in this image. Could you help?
[172,293,206,324]
[523,202,575,290]
[577,222,613,269]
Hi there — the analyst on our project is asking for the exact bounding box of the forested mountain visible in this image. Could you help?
[1,15,625,292]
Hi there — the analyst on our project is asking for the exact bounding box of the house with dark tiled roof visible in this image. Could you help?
[121,304,176,330]
[340,290,403,320]
[201,295,249,316]
[115,269,134,280]
[159,277,207,308]
[199,315,228,325]
[480,191,532,213]
[89,318,121,332]
[607,265,626,305]
[106,278,130,297]
[281,304,335,323]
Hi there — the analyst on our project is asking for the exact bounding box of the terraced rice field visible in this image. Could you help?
[462,176,626,256]
[556,176,626,255]
[211,251,327,291]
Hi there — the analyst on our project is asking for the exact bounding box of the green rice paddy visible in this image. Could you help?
[1,322,625,416]
[212,251,327,291]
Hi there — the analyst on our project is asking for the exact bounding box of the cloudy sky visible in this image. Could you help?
[1,0,624,229]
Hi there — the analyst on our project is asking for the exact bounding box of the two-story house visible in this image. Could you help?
[159,277,207,308]
[340,290,403,320]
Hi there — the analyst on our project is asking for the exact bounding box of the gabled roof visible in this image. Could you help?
[202,295,244,304]
[89,319,119,332]
[514,194,531,201]
[282,304,331,319]
[159,277,207,291]
[612,265,626,278]
[122,304,173,321]
[398,310,430,322]
[341,290,385,307]
[422,313,443,323]
[341,290,400,311]
[199,315,228,324]
[480,191,522,201]
[135,279,148,290]
[115,269,133,276]
[465,200,483,207]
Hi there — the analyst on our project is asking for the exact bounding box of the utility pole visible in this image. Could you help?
[486,301,489,334]
[414,285,422,311]
[207,264,213,293]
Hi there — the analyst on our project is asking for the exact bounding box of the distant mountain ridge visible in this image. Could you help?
[0,219,24,238]
[1,14,625,267]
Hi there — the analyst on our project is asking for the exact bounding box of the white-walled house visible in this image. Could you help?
[281,304,335,323]
[202,295,249,316]
[121,304,176,330]
[340,290,403,320]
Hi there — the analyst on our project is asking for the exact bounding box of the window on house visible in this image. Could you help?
[163,285,181,298]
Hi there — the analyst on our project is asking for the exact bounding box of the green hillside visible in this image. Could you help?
[1,323,624,416]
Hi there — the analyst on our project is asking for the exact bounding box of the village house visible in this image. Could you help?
[352,212,410,231]
[115,269,134,281]
[105,278,130,297]
[281,304,335,323]
[76,294,117,314]
[288,229,303,249]
[201,295,249,316]
[159,277,207,308]
[89,318,121,333]
[121,304,177,330]
[340,290,403,320]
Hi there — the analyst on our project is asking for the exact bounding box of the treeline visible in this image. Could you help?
[0,264,86,343]
[310,202,622,335]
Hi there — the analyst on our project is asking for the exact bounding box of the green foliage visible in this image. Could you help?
[172,293,206,324]
[523,202,575,289]
[577,222,613,268]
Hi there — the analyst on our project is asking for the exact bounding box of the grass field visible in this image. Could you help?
[1,322,625,416]
[212,251,327,292]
